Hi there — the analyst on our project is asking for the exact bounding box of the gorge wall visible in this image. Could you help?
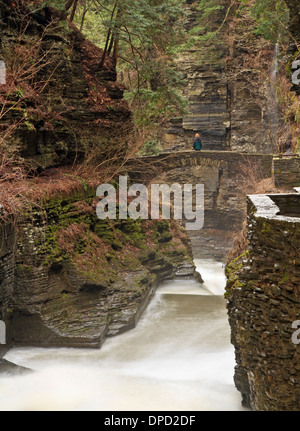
[0,222,14,358]
[0,184,196,353]
[226,191,300,410]
[224,0,300,410]
[165,0,231,151]
[164,0,280,154]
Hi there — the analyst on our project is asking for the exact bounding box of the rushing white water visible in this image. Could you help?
[0,259,245,411]
[271,42,279,82]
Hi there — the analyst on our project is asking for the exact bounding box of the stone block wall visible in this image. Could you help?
[226,192,300,410]
[273,157,300,189]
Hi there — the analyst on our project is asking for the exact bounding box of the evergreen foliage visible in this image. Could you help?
[189,0,289,44]
[239,0,289,43]
[73,0,188,140]
[187,0,233,45]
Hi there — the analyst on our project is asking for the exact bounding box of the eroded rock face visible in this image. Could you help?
[0,188,196,351]
[0,0,132,167]
[0,359,31,376]
[0,223,15,358]
[226,193,300,411]
[165,1,231,151]
[165,1,282,154]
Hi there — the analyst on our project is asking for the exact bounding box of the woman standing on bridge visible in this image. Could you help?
[193,133,202,151]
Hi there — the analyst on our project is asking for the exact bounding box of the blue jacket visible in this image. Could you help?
[193,137,202,150]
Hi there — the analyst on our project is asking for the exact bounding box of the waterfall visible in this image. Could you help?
[269,41,280,152]
[271,42,279,82]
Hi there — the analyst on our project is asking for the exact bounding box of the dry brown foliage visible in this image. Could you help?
[227,156,288,262]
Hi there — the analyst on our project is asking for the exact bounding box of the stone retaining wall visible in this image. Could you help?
[273,157,300,189]
[226,191,300,410]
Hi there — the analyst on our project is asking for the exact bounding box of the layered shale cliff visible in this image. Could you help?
[165,0,231,151]
[0,2,198,357]
[0,184,196,352]
[165,0,289,154]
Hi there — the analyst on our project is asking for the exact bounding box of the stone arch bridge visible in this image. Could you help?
[126,150,274,260]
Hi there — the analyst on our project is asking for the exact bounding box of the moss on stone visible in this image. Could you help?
[225,250,249,298]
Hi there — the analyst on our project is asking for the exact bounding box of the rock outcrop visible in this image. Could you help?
[165,0,231,151]
[0,184,197,351]
[0,222,15,358]
[0,0,131,167]
[0,359,31,376]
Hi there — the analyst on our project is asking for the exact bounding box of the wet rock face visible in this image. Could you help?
[165,1,281,154]
[165,2,231,151]
[0,359,31,376]
[0,190,196,351]
[0,0,132,167]
[226,193,300,411]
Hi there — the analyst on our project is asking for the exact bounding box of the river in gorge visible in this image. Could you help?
[0,259,245,411]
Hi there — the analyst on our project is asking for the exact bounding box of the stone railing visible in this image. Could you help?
[127,150,273,182]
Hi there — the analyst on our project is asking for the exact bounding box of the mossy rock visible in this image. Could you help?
[157,230,173,243]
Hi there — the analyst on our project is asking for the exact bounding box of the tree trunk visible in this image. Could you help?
[69,0,79,22]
